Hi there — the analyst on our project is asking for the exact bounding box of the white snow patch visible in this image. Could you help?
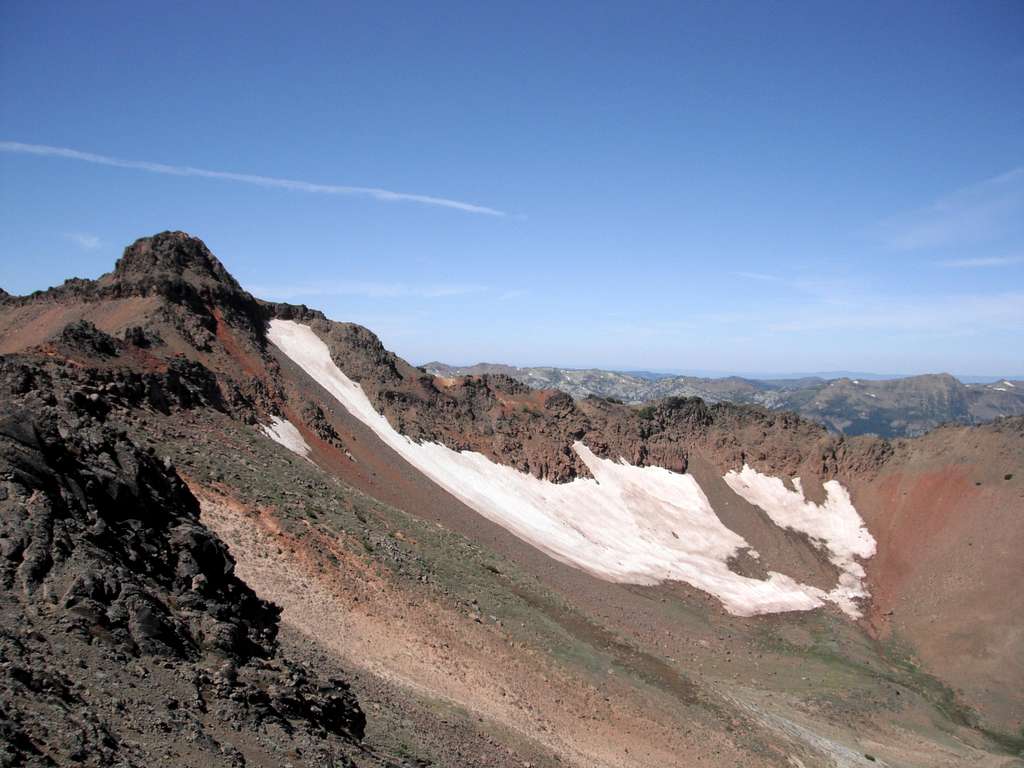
[992,386,1008,392]
[267,319,870,618]
[723,466,876,617]
[261,416,312,460]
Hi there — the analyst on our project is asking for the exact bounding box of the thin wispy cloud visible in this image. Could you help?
[65,232,100,250]
[498,288,528,300]
[246,280,488,301]
[0,141,506,216]
[879,167,1024,251]
[939,255,1023,268]
[733,271,782,282]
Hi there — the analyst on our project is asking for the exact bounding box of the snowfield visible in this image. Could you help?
[261,415,312,460]
[723,467,876,616]
[268,319,874,618]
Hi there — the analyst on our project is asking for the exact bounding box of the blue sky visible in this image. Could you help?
[1,1,1022,376]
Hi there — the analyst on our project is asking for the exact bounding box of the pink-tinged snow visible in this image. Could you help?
[268,319,873,618]
[261,415,312,460]
[723,467,876,617]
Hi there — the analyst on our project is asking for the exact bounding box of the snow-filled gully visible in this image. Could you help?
[266,319,876,618]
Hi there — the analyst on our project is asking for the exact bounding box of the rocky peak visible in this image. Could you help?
[110,231,242,294]
[99,231,268,346]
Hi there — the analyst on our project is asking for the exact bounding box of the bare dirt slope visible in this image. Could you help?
[851,420,1024,734]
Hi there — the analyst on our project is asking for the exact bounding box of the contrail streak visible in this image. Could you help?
[0,141,506,216]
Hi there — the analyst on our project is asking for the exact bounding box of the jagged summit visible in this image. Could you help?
[5,231,247,305]
[100,230,268,344]
[0,232,268,354]
[108,230,243,293]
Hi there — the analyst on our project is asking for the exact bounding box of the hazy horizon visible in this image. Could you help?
[421,361,1022,383]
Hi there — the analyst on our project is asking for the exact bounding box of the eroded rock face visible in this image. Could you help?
[59,320,119,358]
[0,409,276,660]
[110,232,269,349]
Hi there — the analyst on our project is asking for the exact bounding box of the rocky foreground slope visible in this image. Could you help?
[0,352,438,766]
[1,232,1022,767]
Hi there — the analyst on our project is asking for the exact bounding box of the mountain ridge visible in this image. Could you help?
[2,232,1022,766]
[425,361,1024,438]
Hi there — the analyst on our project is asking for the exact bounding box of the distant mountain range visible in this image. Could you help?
[423,362,1024,438]
[622,369,1021,384]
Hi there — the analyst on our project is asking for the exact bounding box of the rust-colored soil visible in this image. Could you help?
[853,428,1024,734]
[0,296,161,353]
[195,488,762,768]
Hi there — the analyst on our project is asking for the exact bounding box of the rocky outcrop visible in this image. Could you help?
[0,408,277,660]
[59,320,119,358]
[3,352,227,419]
[301,401,345,448]
[0,358,374,767]
[122,324,165,348]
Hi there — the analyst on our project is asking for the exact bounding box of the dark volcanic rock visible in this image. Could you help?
[302,401,344,447]
[0,406,277,661]
[111,230,243,294]
[0,359,375,767]
[57,320,119,358]
[122,324,164,348]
